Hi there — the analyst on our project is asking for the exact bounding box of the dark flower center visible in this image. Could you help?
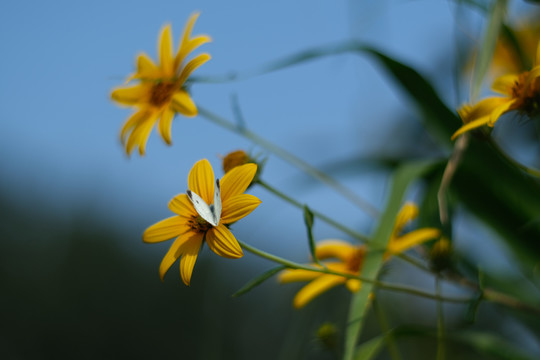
[187,215,214,234]
[149,82,176,107]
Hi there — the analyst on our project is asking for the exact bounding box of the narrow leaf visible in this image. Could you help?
[353,335,386,360]
[343,160,437,360]
[232,265,286,297]
[303,205,319,265]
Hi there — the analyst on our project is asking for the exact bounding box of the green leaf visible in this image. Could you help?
[452,331,538,360]
[343,160,437,360]
[353,335,386,360]
[232,265,286,297]
[471,0,507,101]
[303,205,319,265]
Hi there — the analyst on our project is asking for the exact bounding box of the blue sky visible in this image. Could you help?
[0,0,493,260]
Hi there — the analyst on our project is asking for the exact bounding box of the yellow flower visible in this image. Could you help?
[491,21,540,75]
[385,202,441,258]
[279,240,366,309]
[452,42,540,140]
[111,13,211,155]
[222,150,251,173]
[279,203,439,308]
[143,159,261,285]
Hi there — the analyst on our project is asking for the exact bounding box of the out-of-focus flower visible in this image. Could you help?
[452,42,540,140]
[111,13,211,155]
[143,159,261,285]
[430,236,453,273]
[491,21,540,75]
[385,202,441,258]
[222,150,251,173]
[278,240,366,309]
[279,203,439,308]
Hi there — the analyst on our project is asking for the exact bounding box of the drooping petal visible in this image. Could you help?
[488,99,517,126]
[125,111,159,156]
[120,109,149,144]
[492,74,519,95]
[314,239,357,262]
[111,84,149,106]
[220,163,257,202]
[205,224,243,259]
[159,24,174,76]
[387,228,440,256]
[220,194,261,224]
[188,159,215,204]
[278,268,324,283]
[170,90,198,117]
[177,53,211,86]
[143,216,190,243]
[179,233,204,286]
[168,193,197,218]
[293,275,346,309]
[158,108,175,144]
[158,232,195,281]
[451,115,491,140]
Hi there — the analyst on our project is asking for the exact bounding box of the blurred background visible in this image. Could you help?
[1,0,540,358]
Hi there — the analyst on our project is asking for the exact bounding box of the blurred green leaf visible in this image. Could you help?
[452,331,538,360]
[343,160,437,360]
[353,335,386,360]
[232,265,286,297]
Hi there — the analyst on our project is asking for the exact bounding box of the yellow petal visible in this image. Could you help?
[158,232,193,281]
[159,24,174,76]
[220,194,261,224]
[220,163,257,202]
[188,159,215,204]
[387,228,440,255]
[314,239,357,262]
[392,202,418,237]
[143,216,190,243]
[170,90,198,117]
[179,233,204,286]
[111,84,149,106]
[460,97,508,124]
[536,42,540,66]
[168,193,197,218]
[345,279,362,292]
[492,74,519,95]
[293,275,346,309]
[488,99,516,126]
[177,53,211,86]
[176,35,212,70]
[278,268,323,283]
[120,109,149,144]
[158,108,174,144]
[125,111,159,156]
[126,53,160,82]
[451,115,491,140]
[205,224,243,259]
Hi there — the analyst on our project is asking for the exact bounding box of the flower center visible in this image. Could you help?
[149,82,176,107]
[346,247,365,273]
[512,72,540,116]
[187,215,214,234]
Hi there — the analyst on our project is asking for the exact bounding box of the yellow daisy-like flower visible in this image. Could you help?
[143,159,261,285]
[452,42,540,140]
[111,13,211,155]
[279,203,439,308]
[279,240,366,309]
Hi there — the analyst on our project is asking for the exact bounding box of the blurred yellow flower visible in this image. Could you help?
[279,240,366,309]
[143,159,261,285]
[111,13,211,155]
[279,203,439,308]
[491,21,540,75]
[452,42,540,140]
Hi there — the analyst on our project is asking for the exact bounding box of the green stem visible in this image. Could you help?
[237,239,472,304]
[198,106,380,217]
[436,276,446,360]
[256,179,370,242]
